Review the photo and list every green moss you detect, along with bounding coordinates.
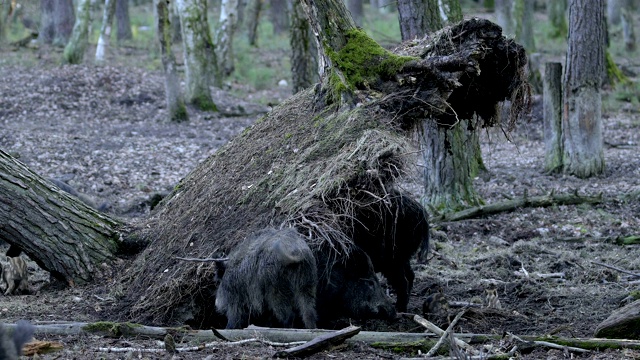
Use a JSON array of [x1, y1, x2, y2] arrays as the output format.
[[606, 51, 628, 86], [83, 322, 143, 337], [326, 29, 417, 89], [191, 94, 218, 112], [370, 340, 439, 355]]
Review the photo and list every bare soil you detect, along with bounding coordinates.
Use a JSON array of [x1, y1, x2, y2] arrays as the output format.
[[0, 46, 639, 359]]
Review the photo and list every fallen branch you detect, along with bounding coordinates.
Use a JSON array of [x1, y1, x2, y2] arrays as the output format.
[[273, 325, 360, 358], [426, 310, 466, 357], [412, 315, 475, 353], [432, 192, 603, 223], [592, 261, 640, 278], [175, 256, 228, 262]]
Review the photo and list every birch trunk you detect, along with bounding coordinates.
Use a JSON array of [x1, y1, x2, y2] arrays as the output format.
[[543, 62, 563, 173], [175, 0, 219, 111], [216, 0, 240, 77], [562, 0, 605, 178], [156, 0, 189, 122], [95, 0, 116, 64], [63, 0, 91, 64], [0, 150, 123, 286]]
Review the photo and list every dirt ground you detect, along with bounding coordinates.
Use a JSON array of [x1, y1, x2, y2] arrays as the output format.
[[1, 41, 640, 359]]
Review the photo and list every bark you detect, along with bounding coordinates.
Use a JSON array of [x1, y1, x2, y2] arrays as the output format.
[[547, 0, 567, 38], [563, 0, 605, 178], [595, 299, 640, 339], [39, 0, 75, 46], [95, 0, 116, 64], [215, 0, 240, 77], [170, 0, 181, 42], [63, 0, 91, 64], [289, 0, 318, 93], [0, 150, 124, 286], [246, 0, 262, 46], [543, 62, 563, 173], [156, 0, 189, 122], [347, 0, 363, 27], [269, 0, 288, 34], [115, 0, 133, 42], [397, 0, 442, 41], [176, 0, 219, 111]]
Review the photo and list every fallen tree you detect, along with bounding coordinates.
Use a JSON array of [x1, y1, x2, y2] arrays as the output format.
[[115, 0, 530, 326]]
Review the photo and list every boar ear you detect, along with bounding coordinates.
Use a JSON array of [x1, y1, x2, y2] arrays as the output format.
[[214, 259, 227, 276]]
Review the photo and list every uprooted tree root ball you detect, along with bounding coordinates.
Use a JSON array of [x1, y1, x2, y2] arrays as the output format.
[[116, 18, 530, 327]]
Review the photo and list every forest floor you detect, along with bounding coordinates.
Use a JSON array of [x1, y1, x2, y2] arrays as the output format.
[[1, 38, 640, 359]]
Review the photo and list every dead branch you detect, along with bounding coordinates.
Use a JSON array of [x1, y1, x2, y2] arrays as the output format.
[[432, 192, 603, 223], [412, 315, 475, 352], [426, 310, 466, 357], [591, 261, 640, 278], [273, 325, 360, 358], [175, 256, 228, 262]]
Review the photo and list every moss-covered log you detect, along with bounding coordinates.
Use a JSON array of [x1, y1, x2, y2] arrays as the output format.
[[0, 150, 124, 285], [116, 4, 529, 325]]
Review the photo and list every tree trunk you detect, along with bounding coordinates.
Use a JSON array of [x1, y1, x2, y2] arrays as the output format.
[[607, 0, 621, 25], [289, 0, 318, 93], [115, 0, 133, 42], [0, 150, 124, 286], [269, 0, 288, 34], [516, 0, 535, 52], [621, 1, 636, 52], [215, 0, 240, 77], [438, 0, 462, 24], [347, 0, 363, 27], [170, 0, 181, 42], [96, 0, 116, 64], [40, 0, 75, 46], [562, 0, 605, 178], [115, 0, 529, 324], [495, 0, 515, 36], [246, 0, 262, 46], [397, 0, 442, 41], [175, 0, 219, 111], [63, 0, 91, 64], [547, 0, 567, 38], [543, 62, 563, 173], [156, 0, 189, 122]]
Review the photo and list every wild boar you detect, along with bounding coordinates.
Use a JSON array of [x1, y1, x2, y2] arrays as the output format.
[[1, 256, 30, 296], [215, 228, 317, 329], [0, 320, 34, 359]]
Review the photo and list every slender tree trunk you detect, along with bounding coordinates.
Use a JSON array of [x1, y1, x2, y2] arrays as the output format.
[[0, 150, 124, 286], [438, 0, 462, 24], [116, 0, 133, 42], [621, 0, 636, 52], [269, 0, 288, 34], [547, 0, 567, 38], [562, 0, 605, 177], [39, 0, 56, 44], [156, 0, 189, 122], [63, 0, 91, 64], [397, 0, 442, 41], [216, 0, 240, 77], [495, 0, 515, 36], [289, 0, 318, 93], [246, 0, 262, 46], [607, 0, 621, 25], [516, 0, 535, 52], [170, 0, 181, 42], [543, 62, 563, 173], [347, 0, 363, 27], [176, 0, 219, 111], [96, 0, 116, 64]]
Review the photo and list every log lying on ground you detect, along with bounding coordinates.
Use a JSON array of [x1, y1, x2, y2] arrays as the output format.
[[0, 150, 124, 285], [119, 16, 530, 326], [595, 299, 640, 339]]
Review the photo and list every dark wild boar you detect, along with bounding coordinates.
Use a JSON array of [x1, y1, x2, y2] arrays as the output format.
[[316, 245, 396, 324], [215, 228, 317, 329], [1, 256, 30, 296], [352, 190, 430, 312]]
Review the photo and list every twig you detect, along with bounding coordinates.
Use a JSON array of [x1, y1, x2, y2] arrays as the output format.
[[412, 315, 475, 352], [591, 261, 640, 278], [175, 256, 228, 262], [273, 326, 360, 358], [426, 309, 466, 357]]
